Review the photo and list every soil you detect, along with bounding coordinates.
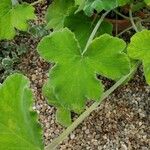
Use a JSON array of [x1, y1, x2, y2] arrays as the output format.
[[2, 2, 150, 150]]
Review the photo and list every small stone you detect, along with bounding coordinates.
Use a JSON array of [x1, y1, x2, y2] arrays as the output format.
[[70, 134, 75, 139], [139, 122, 142, 126], [85, 129, 90, 134], [31, 74, 36, 81], [121, 143, 128, 150]]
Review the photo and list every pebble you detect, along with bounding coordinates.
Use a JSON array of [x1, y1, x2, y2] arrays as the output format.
[[31, 74, 36, 81], [70, 134, 75, 140], [85, 129, 90, 134]]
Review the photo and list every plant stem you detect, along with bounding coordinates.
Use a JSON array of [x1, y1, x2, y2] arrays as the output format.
[[113, 10, 130, 20], [129, 4, 139, 32], [45, 62, 140, 150], [82, 11, 110, 55], [30, 0, 44, 6], [117, 26, 133, 37]]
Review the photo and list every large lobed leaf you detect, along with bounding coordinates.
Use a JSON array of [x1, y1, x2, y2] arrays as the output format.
[[128, 30, 150, 85], [0, 74, 44, 150], [38, 28, 130, 126], [0, 0, 36, 40]]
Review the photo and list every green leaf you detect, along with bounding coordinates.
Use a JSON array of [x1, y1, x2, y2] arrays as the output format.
[[43, 81, 72, 127], [28, 24, 49, 38], [145, 0, 150, 5], [17, 44, 28, 55], [45, 0, 74, 30], [38, 28, 130, 126], [0, 73, 44, 150], [2, 57, 13, 70], [128, 30, 150, 85], [75, 0, 85, 5], [0, 1, 36, 40], [84, 0, 130, 16], [64, 11, 113, 49], [84, 33, 130, 80], [38, 28, 104, 113], [42, 81, 61, 107], [56, 107, 72, 127]]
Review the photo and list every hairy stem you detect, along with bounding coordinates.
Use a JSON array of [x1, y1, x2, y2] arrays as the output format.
[[45, 62, 140, 150], [82, 11, 110, 55]]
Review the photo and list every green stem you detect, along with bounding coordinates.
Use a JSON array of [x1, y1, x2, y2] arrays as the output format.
[[44, 62, 140, 150], [30, 0, 44, 6], [82, 11, 110, 55], [129, 4, 139, 32]]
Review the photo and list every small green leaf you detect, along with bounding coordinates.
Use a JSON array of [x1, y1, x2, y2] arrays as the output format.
[[17, 44, 28, 55], [45, 0, 74, 30], [38, 28, 130, 126], [128, 30, 150, 85], [0, 73, 44, 150], [28, 24, 49, 38], [0, 1, 36, 40], [2, 57, 13, 69]]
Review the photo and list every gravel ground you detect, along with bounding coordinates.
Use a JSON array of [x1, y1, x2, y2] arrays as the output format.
[[14, 2, 150, 150], [17, 37, 150, 150]]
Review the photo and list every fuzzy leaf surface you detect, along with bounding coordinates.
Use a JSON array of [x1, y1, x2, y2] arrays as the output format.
[[0, 74, 44, 150], [0, 1, 36, 40], [38, 28, 130, 125], [128, 30, 150, 85]]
